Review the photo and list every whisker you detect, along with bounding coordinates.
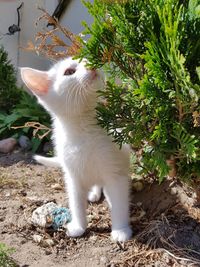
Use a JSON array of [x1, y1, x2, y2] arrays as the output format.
[[63, 72, 101, 117]]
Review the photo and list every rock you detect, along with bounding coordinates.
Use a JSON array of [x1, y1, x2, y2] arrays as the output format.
[[42, 238, 54, 247], [33, 234, 43, 243], [31, 202, 57, 228], [18, 135, 32, 150], [0, 138, 17, 153], [132, 181, 144, 192], [31, 202, 71, 229], [170, 187, 177, 195], [43, 142, 53, 153], [51, 183, 62, 190]]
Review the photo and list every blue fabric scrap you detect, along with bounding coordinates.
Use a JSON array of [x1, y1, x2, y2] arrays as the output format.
[[51, 207, 71, 230]]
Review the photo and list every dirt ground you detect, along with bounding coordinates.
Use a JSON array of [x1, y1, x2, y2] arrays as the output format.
[[1, 149, 200, 267]]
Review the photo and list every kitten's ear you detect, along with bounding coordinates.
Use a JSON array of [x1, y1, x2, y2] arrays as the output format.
[[20, 68, 51, 95]]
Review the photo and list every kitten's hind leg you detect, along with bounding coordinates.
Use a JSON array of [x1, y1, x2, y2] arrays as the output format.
[[103, 176, 132, 242], [88, 185, 102, 202]]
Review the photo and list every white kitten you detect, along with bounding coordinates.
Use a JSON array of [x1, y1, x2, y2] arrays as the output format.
[[20, 58, 132, 242]]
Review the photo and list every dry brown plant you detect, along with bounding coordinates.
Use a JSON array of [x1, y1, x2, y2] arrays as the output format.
[[12, 122, 51, 140], [24, 7, 82, 60]]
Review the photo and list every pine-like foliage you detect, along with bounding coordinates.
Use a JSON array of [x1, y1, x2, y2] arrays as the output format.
[[79, 0, 200, 182], [0, 46, 22, 113]]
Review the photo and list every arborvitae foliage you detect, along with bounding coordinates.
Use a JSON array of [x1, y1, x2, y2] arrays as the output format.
[[80, 0, 200, 182], [0, 46, 22, 113]]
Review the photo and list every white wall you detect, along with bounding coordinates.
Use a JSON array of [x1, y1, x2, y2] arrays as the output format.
[[0, 0, 93, 83], [60, 0, 93, 34], [0, 0, 53, 85], [0, 0, 21, 67]]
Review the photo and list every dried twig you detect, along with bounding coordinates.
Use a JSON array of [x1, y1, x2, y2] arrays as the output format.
[[12, 122, 51, 139], [23, 8, 82, 60]]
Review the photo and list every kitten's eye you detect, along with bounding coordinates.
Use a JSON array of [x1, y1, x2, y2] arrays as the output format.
[[64, 68, 76, 76]]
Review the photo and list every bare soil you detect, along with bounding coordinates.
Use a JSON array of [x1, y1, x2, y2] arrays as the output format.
[[1, 149, 200, 267]]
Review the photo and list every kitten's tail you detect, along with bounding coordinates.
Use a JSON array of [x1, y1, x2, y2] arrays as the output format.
[[34, 155, 61, 168]]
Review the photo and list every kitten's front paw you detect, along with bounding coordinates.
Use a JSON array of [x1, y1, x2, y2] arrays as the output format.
[[67, 222, 86, 238], [88, 186, 102, 202], [88, 191, 101, 202], [111, 226, 132, 242]]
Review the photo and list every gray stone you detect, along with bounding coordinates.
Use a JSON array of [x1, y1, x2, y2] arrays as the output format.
[[33, 234, 43, 244], [31, 202, 57, 228], [18, 135, 32, 150], [0, 138, 17, 153], [43, 142, 53, 153]]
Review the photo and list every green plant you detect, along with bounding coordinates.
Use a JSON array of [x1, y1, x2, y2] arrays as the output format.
[[79, 0, 200, 182], [0, 46, 51, 152], [0, 91, 51, 152], [0, 243, 18, 267], [0, 46, 22, 113]]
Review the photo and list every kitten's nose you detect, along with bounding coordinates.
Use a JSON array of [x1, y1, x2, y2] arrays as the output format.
[[89, 69, 97, 80], [90, 69, 96, 74]]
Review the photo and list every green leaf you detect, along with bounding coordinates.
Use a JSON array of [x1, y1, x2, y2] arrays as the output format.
[[31, 137, 42, 153]]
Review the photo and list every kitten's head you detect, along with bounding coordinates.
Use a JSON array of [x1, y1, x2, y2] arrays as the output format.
[[20, 57, 104, 118]]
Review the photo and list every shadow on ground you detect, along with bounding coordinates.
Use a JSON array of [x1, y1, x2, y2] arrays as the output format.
[[0, 150, 33, 167], [129, 180, 200, 266]]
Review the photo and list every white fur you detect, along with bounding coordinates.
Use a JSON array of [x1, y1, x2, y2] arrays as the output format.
[[34, 155, 60, 168], [21, 58, 132, 242], [34, 155, 102, 203], [88, 185, 102, 202]]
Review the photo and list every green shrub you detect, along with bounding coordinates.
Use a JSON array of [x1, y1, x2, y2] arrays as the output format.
[[0, 46, 22, 113], [0, 92, 51, 152], [0, 243, 18, 267], [80, 0, 200, 182], [0, 46, 51, 152]]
